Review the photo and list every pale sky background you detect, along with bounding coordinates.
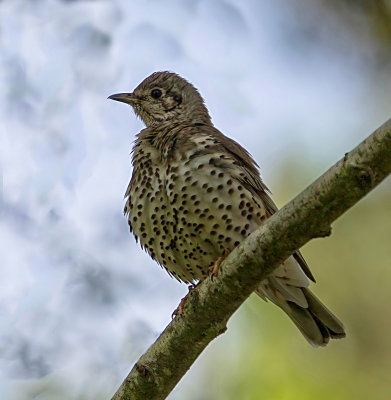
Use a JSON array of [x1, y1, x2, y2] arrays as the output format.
[[1, 1, 390, 399]]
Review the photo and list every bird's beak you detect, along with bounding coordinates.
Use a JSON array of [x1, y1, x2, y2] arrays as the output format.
[[108, 92, 138, 105]]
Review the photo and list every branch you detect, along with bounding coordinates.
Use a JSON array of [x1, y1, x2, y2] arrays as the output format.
[[112, 119, 391, 400]]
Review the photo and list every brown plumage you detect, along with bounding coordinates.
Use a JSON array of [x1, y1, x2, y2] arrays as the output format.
[[109, 71, 346, 346]]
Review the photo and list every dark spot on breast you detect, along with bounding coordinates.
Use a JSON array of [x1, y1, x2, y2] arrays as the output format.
[[195, 224, 205, 231]]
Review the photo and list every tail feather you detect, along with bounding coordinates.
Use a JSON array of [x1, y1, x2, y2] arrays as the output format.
[[285, 301, 330, 346], [301, 288, 346, 339], [268, 276, 308, 308], [256, 282, 346, 347], [256, 256, 345, 346]]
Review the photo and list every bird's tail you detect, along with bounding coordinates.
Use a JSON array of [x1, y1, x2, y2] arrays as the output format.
[[256, 261, 346, 346]]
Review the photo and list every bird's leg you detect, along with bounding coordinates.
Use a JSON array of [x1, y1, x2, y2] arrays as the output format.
[[171, 282, 200, 318], [173, 249, 231, 319], [209, 249, 230, 280]]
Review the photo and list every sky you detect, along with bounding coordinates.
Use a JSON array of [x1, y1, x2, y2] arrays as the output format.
[[1, 1, 390, 399]]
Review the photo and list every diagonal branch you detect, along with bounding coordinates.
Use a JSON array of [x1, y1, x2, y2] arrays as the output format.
[[112, 119, 391, 400]]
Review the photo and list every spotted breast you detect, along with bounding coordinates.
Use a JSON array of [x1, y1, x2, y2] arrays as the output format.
[[125, 123, 269, 283]]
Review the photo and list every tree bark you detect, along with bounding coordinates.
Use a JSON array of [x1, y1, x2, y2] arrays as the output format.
[[111, 119, 391, 400]]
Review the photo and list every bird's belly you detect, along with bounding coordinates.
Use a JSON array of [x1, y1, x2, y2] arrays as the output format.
[[127, 156, 266, 283], [161, 162, 265, 282], [126, 170, 188, 281]]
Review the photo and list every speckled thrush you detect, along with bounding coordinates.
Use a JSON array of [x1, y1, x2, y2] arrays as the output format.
[[109, 71, 346, 346]]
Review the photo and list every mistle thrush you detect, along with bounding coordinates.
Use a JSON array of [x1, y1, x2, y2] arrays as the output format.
[[109, 71, 346, 346]]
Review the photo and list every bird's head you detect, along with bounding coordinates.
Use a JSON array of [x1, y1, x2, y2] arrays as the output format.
[[108, 71, 212, 128]]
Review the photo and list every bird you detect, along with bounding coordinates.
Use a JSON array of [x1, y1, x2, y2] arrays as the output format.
[[108, 71, 346, 347]]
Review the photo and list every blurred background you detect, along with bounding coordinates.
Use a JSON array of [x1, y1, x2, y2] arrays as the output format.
[[1, 0, 391, 399]]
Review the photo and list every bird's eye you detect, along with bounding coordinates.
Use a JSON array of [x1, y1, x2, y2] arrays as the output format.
[[151, 89, 162, 99]]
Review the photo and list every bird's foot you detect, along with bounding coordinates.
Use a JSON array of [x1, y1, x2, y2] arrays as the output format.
[[209, 249, 230, 280], [171, 283, 198, 318]]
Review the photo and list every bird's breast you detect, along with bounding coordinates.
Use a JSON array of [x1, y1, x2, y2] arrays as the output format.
[[126, 135, 267, 283]]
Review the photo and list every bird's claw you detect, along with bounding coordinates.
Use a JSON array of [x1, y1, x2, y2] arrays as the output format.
[[209, 249, 230, 280], [171, 284, 197, 318]]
